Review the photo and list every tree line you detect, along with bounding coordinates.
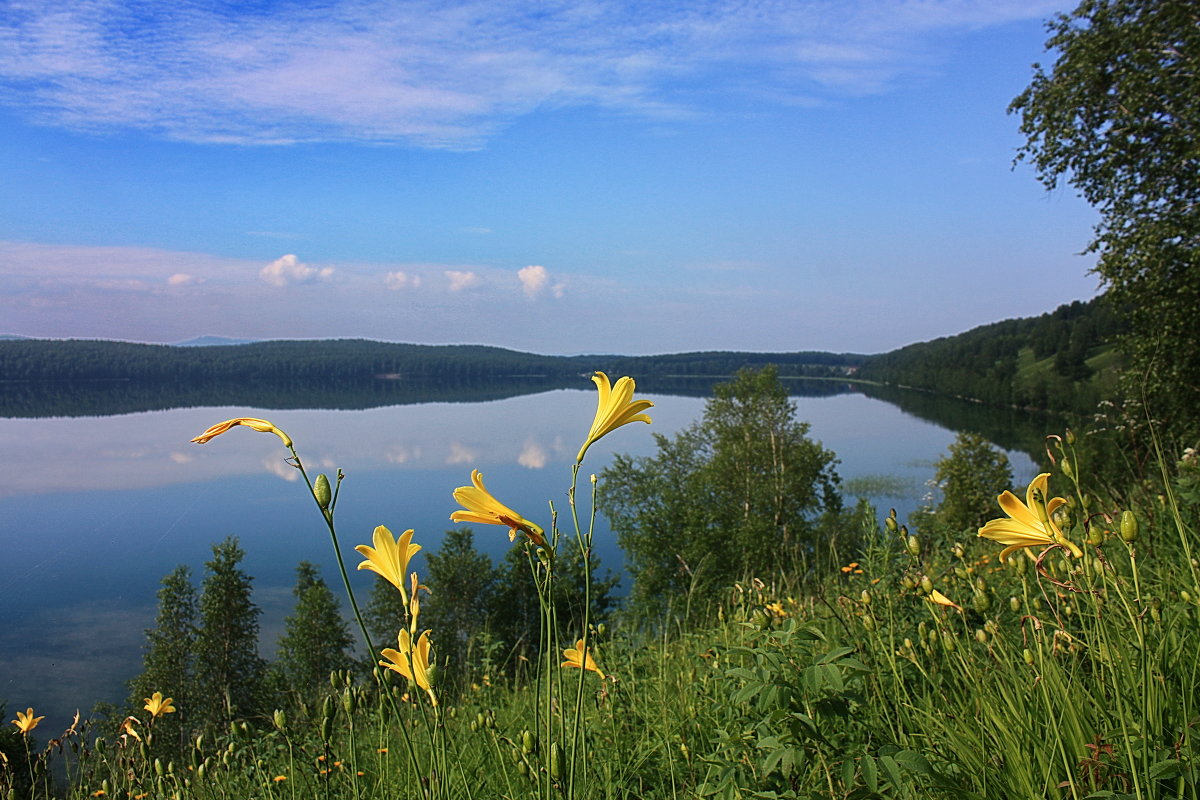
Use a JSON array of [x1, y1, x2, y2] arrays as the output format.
[[0, 338, 863, 384], [856, 296, 1123, 414]]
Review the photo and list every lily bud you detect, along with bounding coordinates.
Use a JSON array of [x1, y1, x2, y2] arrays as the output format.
[[906, 535, 921, 557], [314, 474, 332, 509], [1120, 510, 1139, 543]]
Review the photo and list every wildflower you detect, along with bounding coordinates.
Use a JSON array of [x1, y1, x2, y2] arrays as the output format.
[[12, 708, 43, 734], [561, 638, 605, 679], [143, 691, 176, 718], [576, 372, 653, 463], [190, 417, 293, 448], [840, 561, 864, 574], [376, 748, 388, 754], [451, 470, 546, 548], [355, 526, 421, 601], [380, 630, 437, 704], [119, 717, 142, 742], [928, 590, 962, 611], [978, 473, 1083, 561], [272, 776, 287, 783], [764, 601, 788, 619]]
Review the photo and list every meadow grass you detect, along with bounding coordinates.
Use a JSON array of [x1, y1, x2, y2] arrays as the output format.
[[4, 397, 1198, 799]]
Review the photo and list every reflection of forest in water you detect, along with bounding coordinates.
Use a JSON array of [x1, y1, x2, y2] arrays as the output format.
[[0, 375, 858, 418], [2, 375, 1062, 466]]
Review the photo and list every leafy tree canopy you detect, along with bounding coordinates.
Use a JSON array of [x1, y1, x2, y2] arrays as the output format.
[[1010, 0, 1200, 442]]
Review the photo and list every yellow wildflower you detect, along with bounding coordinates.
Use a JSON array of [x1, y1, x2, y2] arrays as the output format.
[[450, 470, 546, 547], [143, 691, 176, 718], [840, 561, 864, 574], [190, 417, 293, 448], [355, 526, 421, 600], [380, 629, 437, 705], [576, 372, 653, 463], [978, 473, 1083, 561], [272, 776, 287, 783], [765, 601, 788, 619], [12, 708, 43, 735], [928, 590, 962, 611], [561, 638, 605, 679]]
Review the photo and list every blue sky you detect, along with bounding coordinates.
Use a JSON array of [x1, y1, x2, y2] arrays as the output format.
[[0, 0, 1100, 355]]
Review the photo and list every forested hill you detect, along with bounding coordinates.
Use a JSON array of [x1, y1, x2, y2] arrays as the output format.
[[0, 338, 863, 384], [857, 296, 1122, 413]]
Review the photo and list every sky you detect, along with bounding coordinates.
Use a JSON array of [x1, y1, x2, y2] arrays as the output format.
[[0, 0, 1102, 356]]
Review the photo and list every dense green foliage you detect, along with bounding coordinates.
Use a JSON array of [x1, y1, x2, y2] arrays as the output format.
[[602, 367, 850, 616], [193, 538, 266, 730], [857, 296, 1121, 412], [126, 566, 198, 754], [273, 563, 355, 702], [1010, 0, 1200, 443]]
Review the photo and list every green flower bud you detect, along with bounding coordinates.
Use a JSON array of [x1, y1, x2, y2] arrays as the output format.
[[1085, 526, 1103, 546], [1061, 458, 1074, 479], [1023, 649, 1035, 666], [885, 512, 898, 534], [314, 473, 332, 509], [342, 688, 356, 716], [860, 589, 872, 606], [942, 631, 956, 652], [972, 591, 991, 613], [273, 709, 286, 731], [861, 613, 875, 631], [155, 758, 165, 777], [975, 629, 988, 645], [1120, 510, 1139, 543], [920, 575, 933, 595], [550, 742, 563, 780], [906, 535, 921, 557], [1009, 596, 1021, 613], [1181, 590, 1193, 604], [521, 730, 534, 754]]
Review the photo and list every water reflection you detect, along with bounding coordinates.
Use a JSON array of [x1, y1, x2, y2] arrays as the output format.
[[0, 387, 1039, 730]]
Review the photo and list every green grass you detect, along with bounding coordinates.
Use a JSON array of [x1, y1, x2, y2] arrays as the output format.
[[7, 427, 1198, 800]]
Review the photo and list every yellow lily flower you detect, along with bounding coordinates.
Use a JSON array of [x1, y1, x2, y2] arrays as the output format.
[[143, 692, 176, 718], [190, 417, 293, 448], [355, 526, 422, 601], [561, 638, 605, 679], [380, 629, 437, 705], [576, 372, 653, 463], [450, 470, 546, 547], [12, 707, 44, 735], [978, 473, 1083, 561], [928, 590, 962, 611]]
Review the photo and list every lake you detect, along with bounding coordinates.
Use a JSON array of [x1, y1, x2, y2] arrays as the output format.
[[0, 381, 1044, 729]]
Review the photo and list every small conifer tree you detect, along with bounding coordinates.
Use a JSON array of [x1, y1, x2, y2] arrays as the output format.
[[128, 565, 197, 754], [194, 537, 264, 729], [274, 562, 354, 700]]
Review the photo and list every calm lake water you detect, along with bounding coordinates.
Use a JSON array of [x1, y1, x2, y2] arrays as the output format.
[[0, 385, 1039, 729]]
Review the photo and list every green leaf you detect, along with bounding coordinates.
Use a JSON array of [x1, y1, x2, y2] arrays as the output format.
[[860, 753, 878, 793]]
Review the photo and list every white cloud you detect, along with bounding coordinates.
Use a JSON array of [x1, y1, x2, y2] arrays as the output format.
[[446, 442, 477, 464], [263, 456, 299, 482], [445, 270, 479, 292], [517, 438, 548, 469], [260, 254, 334, 287], [0, 1, 1063, 148], [167, 272, 201, 286], [384, 270, 422, 290], [518, 264, 548, 298]]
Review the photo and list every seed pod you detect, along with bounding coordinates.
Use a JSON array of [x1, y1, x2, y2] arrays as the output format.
[[314, 474, 332, 509], [1120, 510, 1139, 543], [273, 710, 287, 732], [919, 575, 933, 595], [972, 591, 991, 613], [550, 743, 563, 780], [885, 513, 898, 534], [975, 629, 988, 645], [342, 688, 356, 716], [941, 631, 956, 652], [860, 589, 871, 606], [1061, 458, 1074, 479], [1181, 590, 1193, 604], [906, 535, 921, 557], [521, 730, 534, 754], [861, 613, 875, 631], [1023, 649, 1035, 666], [1085, 526, 1104, 546], [1065, 428, 1076, 445], [155, 758, 164, 777]]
